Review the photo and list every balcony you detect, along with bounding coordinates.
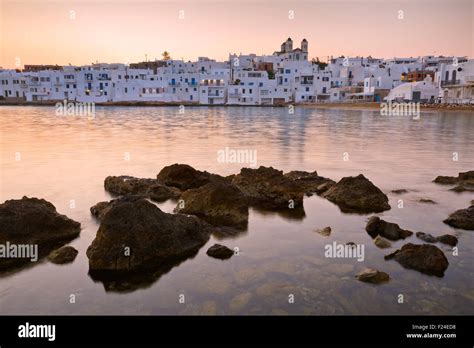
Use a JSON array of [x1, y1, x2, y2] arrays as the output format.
[[228, 92, 241, 98], [441, 80, 461, 87]]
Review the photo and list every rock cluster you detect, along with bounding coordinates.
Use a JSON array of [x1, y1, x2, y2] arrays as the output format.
[[365, 216, 413, 241], [0, 197, 81, 272]]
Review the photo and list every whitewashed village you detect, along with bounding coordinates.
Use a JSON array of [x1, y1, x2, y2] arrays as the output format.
[[1, 38, 473, 105]]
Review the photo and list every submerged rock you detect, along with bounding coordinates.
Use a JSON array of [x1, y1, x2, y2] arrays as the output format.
[[384, 243, 449, 277], [419, 198, 437, 204], [415, 232, 458, 247], [450, 183, 474, 193], [374, 235, 392, 248], [174, 182, 248, 230], [314, 226, 332, 236], [365, 216, 413, 241], [433, 171, 474, 185], [443, 204, 474, 230], [86, 197, 211, 274], [104, 175, 180, 202], [416, 232, 438, 243], [206, 244, 234, 260], [284, 170, 335, 195], [0, 197, 81, 272], [434, 171, 474, 192], [356, 268, 390, 284], [322, 174, 390, 213], [230, 166, 304, 210], [391, 189, 409, 194], [229, 292, 253, 312], [157, 163, 225, 190], [47, 245, 78, 264], [436, 234, 458, 247]]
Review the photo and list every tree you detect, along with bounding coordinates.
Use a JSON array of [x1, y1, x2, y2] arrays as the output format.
[[267, 70, 275, 79], [311, 57, 328, 70], [162, 51, 171, 61]]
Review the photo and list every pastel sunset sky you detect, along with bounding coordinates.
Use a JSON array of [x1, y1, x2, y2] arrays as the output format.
[[1, 0, 473, 68]]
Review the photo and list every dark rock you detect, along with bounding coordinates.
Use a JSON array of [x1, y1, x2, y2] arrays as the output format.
[[284, 170, 335, 195], [436, 234, 458, 247], [206, 244, 234, 260], [416, 232, 437, 243], [433, 171, 474, 185], [86, 197, 211, 274], [0, 197, 81, 272], [230, 166, 304, 210], [384, 243, 449, 277], [104, 175, 180, 202], [391, 189, 409, 194], [356, 268, 390, 284], [365, 216, 413, 241], [47, 245, 78, 264], [419, 198, 437, 204], [322, 174, 390, 213], [434, 171, 474, 192], [443, 204, 474, 230], [90, 195, 144, 221], [157, 164, 225, 190], [174, 182, 249, 230]]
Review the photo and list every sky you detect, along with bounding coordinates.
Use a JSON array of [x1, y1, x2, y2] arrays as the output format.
[[1, 0, 473, 68]]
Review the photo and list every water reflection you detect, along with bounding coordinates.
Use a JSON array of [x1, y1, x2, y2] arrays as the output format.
[[88, 250, 201, 293], [0, 106, 473, 315]]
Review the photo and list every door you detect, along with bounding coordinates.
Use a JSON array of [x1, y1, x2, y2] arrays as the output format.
[[412, 91, 421, 102]]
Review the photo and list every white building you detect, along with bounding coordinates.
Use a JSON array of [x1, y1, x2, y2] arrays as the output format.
[[437, 59, 474, 104], [385, 76, 438, 102], [1, 39, 470, 106]]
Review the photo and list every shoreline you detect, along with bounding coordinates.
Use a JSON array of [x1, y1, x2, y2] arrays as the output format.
[[0, 100, 473, 112]]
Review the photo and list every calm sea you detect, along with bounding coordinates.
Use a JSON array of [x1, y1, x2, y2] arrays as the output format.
[[0, 105, 473, 314]]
